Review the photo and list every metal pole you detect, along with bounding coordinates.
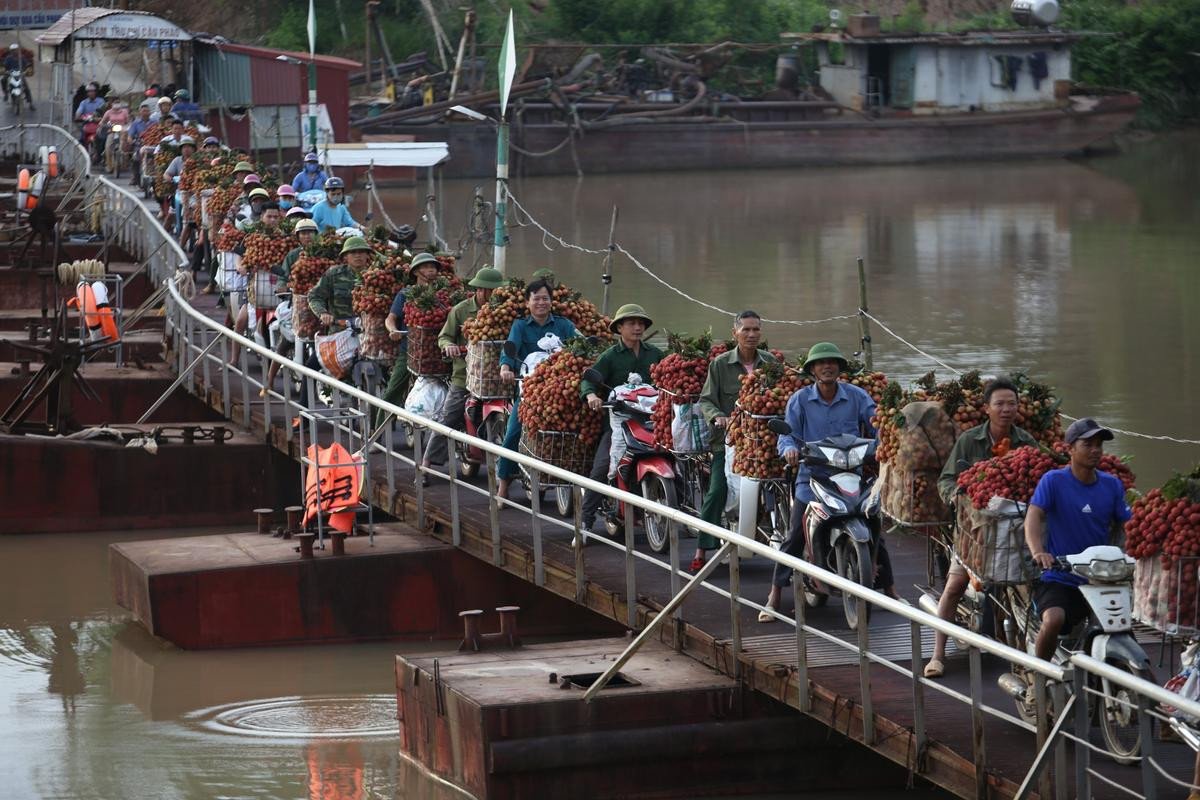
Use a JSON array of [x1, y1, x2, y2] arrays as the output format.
[[601, 205, 618, 317], [493, 120, 508, 274], [857, 256, 873, 371], [582, 541, 735, 703], [307, 59, 318, 153]]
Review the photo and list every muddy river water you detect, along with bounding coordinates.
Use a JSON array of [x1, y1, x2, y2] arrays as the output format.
[[3, 135, 1197, 798]]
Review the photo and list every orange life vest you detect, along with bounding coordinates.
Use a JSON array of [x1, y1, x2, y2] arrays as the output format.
[[302, 442, 361, 533], [68, 280, 119, 342]]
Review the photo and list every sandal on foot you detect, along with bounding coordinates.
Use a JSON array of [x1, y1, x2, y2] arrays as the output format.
[[689, 556, 706, 573], [923, 659, 944, 678], [757, 606, 777, 623]]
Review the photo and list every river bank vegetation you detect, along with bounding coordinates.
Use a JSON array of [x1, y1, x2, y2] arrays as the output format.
[[239, 0, 1200, 127]]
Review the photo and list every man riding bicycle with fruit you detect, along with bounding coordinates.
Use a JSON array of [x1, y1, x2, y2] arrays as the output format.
[[760, 342, 900, 622], [924, 376, 1040, 678], [418, 266, 507, 480], [690, 311, 776, 572], [1024, 417, 1131, 662]]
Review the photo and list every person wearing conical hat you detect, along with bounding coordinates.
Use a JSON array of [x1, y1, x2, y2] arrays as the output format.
[[577, 303, 664, 532], [417, 266, 507, 478], [760, 341, 900, 623]]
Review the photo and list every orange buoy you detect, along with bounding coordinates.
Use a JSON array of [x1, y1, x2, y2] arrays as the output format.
[[25, 170, 46, 210], [16, 168, 29, 209], [46, 148, 59, 178]]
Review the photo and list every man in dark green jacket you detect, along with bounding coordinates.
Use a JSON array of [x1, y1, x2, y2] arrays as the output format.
[[579, 303, 664, 530], [925, 376, 1040, 679], [691, 311, 777, 571]]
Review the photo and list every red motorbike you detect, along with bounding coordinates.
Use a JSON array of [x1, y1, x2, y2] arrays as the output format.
[[80, 114, 101, 158], [583, 368, 679, 553], [447, 344, 512, 479]]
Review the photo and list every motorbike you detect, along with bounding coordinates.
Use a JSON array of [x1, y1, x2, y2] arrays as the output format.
[[766, 418, 881, 630], [450, 344, 512, 479], [8, 69, 24, 114], [104, 123, 127, 178], [582, 367, 679, 553], [80, 114, 101, 163], [995, 546, 1154, 763]]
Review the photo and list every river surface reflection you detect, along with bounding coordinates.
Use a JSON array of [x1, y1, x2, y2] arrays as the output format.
[[376, 132, 1200, 487]]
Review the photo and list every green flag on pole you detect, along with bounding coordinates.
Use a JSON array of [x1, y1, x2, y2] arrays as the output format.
[[498, 10, 516, 118]]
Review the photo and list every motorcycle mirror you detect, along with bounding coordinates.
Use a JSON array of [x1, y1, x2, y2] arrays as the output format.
[[582, 367, 604, 386], [766, 418, 792, 436], [502, 340, 517, 358], [585, 335, 600, 346]]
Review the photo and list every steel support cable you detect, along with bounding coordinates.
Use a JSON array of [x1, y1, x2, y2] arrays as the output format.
[[860, 310, 1200, 445]]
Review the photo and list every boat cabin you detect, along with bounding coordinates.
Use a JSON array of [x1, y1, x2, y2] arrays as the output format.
[[784, 24, 1079, 114]]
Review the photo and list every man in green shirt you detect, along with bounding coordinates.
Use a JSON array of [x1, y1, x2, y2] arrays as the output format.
[[420, 267, 505, 474], [579, 303, 664, 530], [925, 376, 1039, 678], [691, 311, 777, 571], [308, 236, 375, 325], [274, 218, 317, 285]]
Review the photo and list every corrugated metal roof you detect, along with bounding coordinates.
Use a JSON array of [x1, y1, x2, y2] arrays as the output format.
[[195, 37, 361, 71], [781, 30, 1084, 46], [195, 47, 252, 108], [36, 9, 191, 46]]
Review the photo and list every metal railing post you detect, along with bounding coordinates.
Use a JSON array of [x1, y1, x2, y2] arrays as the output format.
[[530, 472, 544, 587], [859, 612, 873, 745], [969, 646, 987, 799], [486, 451, 501, 565], [240, 344, 251, 427], [1034, 673, 1050, 800], [447, 442, 461, 546], [728, 547, 741, 679], [572, 485, 585, 603], [384, 418, 396, 503], [222, 340, 232, 420], [1073, 669, 1090, 798], [1053, 681, 1068, 800], [413, 427, 425, 530], [1138, 693, 1157, 800], [261, 353, 271, 435], [624, 500, 636, 628], [794, 572, 809, 712], [910, 619, 926, 753]]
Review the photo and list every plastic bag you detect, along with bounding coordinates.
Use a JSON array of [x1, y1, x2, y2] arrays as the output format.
[[606, 380, 659, 478], [405, 376, 448, 420], [314, 327, 359, 380], [1163, 642, 1200, 724], [671, 402, 709, 453], [521, 333, 563, 376], [724, 442, 741, 516]]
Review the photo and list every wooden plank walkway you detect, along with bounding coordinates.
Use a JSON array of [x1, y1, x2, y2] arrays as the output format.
[[166, 286, 1193, 799]]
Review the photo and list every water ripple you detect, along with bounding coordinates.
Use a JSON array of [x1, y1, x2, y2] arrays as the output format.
[[184, 694, 399, 740]]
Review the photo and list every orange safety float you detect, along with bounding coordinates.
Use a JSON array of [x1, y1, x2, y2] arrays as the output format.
[[16, 168, 29, 209], [68, 280, 120, 342], [45, 147, 59, 178], [302, 442, 361, 533], [23, 170, 46, 210]]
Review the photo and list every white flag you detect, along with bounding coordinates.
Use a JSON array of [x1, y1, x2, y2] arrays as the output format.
[[307, 0, 317, 56], [498, 10, 516, 117]]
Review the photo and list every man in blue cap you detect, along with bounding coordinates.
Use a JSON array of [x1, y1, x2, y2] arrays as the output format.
[[1024, 417, 1130, 661]]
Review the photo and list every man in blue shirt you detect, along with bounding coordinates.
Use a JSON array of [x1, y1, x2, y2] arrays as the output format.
[[74, 83, 105, 145], [761, 342, 897, 621], [169, 88, 202, 124], [292, 151, 328, 193], [495, 279, 578, 499], [1025, 417, 1131, 661], [310, 177, 361, 232]]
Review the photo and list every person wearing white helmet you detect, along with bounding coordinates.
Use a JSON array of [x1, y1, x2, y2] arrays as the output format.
[[98, 96, 131, 171], [261, 216, 321, 398], [310, 176, 359, 232], [148, 94, 173, 124], [3, 44, 33, 108]]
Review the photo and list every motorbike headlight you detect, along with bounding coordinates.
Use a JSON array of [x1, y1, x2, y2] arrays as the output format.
[[113, 124, 123, 132], [846, 443, 869, 469], [1087, 559, 1134, 582], [812, 482, 847, 514]]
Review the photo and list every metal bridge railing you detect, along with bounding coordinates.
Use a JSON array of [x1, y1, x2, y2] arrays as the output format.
[[11, 122, 1199, 800]]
